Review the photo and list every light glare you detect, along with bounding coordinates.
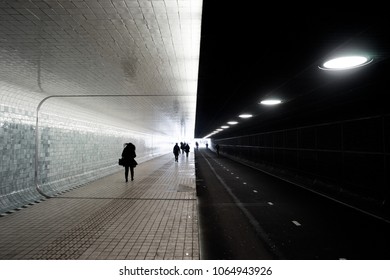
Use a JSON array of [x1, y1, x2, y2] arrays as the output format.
[[227, 121, 238, 125]]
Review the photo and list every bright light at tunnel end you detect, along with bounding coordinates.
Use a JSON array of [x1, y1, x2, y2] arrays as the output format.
[[319, 55, 373, 71]]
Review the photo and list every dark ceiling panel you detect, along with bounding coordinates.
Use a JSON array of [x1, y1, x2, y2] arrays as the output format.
[[195, 4, 390, 138]]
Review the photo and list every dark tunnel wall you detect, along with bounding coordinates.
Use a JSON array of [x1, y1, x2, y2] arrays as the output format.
[[212, 114, 390, 219]]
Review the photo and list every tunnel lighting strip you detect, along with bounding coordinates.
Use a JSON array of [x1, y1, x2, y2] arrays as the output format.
[[34, 94, 192, 198]]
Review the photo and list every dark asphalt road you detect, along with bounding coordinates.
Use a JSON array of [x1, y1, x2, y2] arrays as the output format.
[[195, 148, 390, 260]]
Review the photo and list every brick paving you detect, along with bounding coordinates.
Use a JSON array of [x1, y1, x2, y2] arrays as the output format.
[[0, 153, 199, 260]]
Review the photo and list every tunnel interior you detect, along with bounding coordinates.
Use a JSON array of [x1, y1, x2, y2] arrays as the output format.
[[0, 0, 201, 213], [196, 4, 390, 219], [1, 1, 390, 221]]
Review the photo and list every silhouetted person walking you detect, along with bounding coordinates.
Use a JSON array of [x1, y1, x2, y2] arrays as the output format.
[[122, 142, 137, 182], [215, 144, 220, 157], [184, 143, 190, 157], [173, 143, 180, 162], [180, 142, 186, 154]]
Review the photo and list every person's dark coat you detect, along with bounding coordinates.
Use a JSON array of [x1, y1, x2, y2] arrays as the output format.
[[122, 143, 137, 167], [173, 144, 180, 155], [184, 144, 190, 157]]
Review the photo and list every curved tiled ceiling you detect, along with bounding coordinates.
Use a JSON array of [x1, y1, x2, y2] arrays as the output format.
[[0, 0, 202, 139]]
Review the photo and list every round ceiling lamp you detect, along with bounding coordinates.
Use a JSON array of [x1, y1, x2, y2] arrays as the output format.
[[239, 114, 253, 119], [260, 99, 282, 105], [319, 55, 373, 71]]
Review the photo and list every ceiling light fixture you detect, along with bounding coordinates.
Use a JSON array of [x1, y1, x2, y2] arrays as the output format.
[[227, 121, 238, 125], [260, 99, 282, 105], [221, 126, 229, 129], [239, 114, 253, 119], [319, 55, 373, 71]]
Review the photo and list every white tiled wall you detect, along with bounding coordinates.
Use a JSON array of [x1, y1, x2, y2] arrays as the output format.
[[0, 0, 202, 213], [0, 92, 172, 214]]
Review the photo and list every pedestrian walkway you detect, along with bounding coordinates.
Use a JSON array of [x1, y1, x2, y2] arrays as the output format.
[[0, 153, 199, 260]]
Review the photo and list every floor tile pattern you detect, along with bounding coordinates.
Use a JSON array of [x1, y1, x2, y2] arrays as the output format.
[[0, 153, 198, 260]]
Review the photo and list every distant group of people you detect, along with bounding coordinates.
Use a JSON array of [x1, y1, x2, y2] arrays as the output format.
[[120, 141, 220, 182], [173, 142, 190, 162], [120, 141, 193, 182]]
